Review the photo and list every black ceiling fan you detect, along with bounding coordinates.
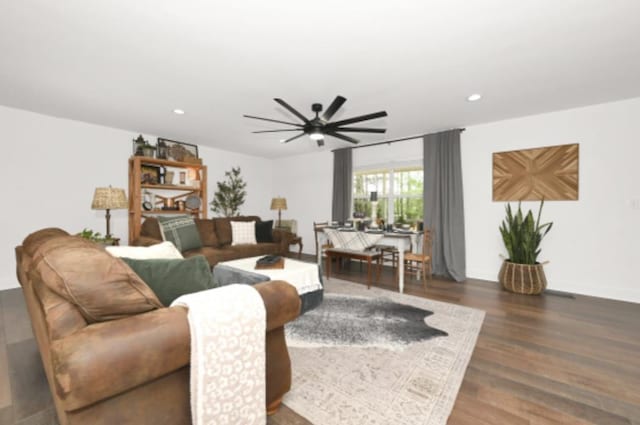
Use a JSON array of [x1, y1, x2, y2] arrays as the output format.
[[244, 96, 387, 147]]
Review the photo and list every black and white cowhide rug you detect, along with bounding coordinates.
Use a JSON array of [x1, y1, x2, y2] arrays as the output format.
[[285, 293, 448, 350]]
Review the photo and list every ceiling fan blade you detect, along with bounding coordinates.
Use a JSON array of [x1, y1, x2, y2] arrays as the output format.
[[327, 132, 360, 145], [333, 127, 386, 133], [243, 114, 303, 127], [321, 95, 347, 121], [282, 132, 306, 144], [328, 111, 388, 128], [252, 129, 302, 133], [274, 98, 310, 124]]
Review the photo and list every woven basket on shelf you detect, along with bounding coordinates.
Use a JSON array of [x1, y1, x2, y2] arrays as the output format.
[[498, 260, 547, 295]]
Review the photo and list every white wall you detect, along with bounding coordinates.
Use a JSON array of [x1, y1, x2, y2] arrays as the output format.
[[200, 146, 274, 219], [271, 150, 334, 257], [462, 97, 640, 303], [1, 105, 273, 290], [353, 138, 422, 170]]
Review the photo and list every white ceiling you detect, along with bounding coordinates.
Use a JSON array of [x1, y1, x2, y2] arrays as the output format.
[[1, 0, 639, 158]]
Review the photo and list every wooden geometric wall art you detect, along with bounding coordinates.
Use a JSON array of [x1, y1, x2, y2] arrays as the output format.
[[492, 143, 579, 201]]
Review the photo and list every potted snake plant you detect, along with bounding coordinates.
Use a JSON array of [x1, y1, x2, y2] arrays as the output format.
[[498, 200, 553, 294]]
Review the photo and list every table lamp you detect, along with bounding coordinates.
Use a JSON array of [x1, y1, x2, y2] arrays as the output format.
[[270, 197, 287, 228], [91, 186, 128, 238]]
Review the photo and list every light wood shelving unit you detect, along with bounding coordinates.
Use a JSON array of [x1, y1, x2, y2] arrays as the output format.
[[128, 156, 207, 242]]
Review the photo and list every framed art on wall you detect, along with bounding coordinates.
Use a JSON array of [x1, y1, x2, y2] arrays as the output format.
[[157, 138, 199, 163], [141, 165, 161, 185], [492, 143, 579, 201]]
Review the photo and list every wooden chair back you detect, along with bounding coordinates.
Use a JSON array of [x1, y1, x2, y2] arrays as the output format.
[[313, 221, 330, 257], [421, 228, 433, 259]]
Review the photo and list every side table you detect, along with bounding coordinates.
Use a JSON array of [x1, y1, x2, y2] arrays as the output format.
[[290, 236, 303, 259]]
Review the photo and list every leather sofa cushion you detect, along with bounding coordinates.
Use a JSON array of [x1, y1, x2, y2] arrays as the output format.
[[213, 216, 261, 246], [33, 279, 89, 340], [31, 235, 163, 323], [194, 218, 219, 247], [183, 243, 280, 266], [22, 228, 70, 257], [227, 243, 280, 257], [183, 247, 239, 265], [140, 217, 163, 240]]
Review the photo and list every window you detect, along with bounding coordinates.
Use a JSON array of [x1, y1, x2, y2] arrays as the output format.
[[353, 166, 423, 225]]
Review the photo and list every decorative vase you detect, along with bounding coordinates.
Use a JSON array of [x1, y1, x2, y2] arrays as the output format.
[[498, 260, 547, 295]]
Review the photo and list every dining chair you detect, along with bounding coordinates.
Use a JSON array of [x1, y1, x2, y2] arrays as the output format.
[[313, 221, 331, 258], [398, 228, 433, 289], [377, 244, 398, 269]]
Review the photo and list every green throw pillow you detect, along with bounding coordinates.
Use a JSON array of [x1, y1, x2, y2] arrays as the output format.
[[121, 255, 216, 306], [157, 215, 203, 252]]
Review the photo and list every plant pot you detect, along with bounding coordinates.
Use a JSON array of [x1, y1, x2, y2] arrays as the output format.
[[498, 260, 547, 295]]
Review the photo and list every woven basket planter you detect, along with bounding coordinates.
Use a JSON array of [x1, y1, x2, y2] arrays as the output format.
[[498, 260, 547, 295]]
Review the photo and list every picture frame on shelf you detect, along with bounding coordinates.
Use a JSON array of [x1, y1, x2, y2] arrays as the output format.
[[141, 165, 161, 185], [157, 138, 200, 163]]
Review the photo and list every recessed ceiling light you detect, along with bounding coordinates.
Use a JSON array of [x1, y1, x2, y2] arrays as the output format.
[[173, 109, 185, 115], [466, 94, 482, 102]]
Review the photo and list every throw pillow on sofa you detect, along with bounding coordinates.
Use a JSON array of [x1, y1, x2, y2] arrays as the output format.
[[231, 221, 257, 245], [255, 220, 274, 243], [106, 241, 184, 259], [121, 255, 216, 306], [157, 215, 203, 252]]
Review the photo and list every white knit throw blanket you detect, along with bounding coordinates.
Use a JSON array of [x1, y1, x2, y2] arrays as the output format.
[[172, 284, 266, 425]]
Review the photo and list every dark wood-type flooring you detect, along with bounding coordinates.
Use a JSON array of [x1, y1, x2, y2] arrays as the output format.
[[1, 253, 638, 424]]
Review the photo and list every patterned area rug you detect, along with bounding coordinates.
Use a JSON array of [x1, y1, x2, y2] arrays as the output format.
[[283, 278, 485, 425]]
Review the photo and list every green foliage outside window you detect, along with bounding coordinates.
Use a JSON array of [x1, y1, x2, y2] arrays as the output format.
[[353, 166, 423, 225]]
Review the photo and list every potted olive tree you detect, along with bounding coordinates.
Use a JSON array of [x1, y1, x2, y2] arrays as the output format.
[[210, 167, 247, 217], [498, 200, 553, 295]]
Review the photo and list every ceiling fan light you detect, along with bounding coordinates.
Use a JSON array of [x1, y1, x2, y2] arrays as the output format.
[[466, 93, 482, 102], [309, 130, 324, 140]]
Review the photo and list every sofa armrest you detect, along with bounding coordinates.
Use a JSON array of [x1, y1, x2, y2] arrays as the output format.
[[50, 307, 190, 411], [272, 228, 296, 252], [50, 281, 300, 412], [131, 236, 163, 247], [254, 280, 301, 331]]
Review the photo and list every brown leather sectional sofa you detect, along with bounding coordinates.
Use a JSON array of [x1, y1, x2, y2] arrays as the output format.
[[15, 227, 301, 425], [135, 215, 295, 266]]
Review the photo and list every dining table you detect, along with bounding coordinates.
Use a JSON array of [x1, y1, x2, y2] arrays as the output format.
[[317, 227, 421, 293]]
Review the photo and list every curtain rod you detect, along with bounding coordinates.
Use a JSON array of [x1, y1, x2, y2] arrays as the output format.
[[330, 128, 466, 152]]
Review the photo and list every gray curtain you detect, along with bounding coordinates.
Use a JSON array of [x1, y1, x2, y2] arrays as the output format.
[[423, 129, 466, 281], [332, 148, 353, 222]]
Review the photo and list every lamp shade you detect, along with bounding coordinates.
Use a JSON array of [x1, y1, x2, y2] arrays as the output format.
[[270, 197, 287, 210], [91, 187, 128, 210], [370, 191, 378, 202]]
